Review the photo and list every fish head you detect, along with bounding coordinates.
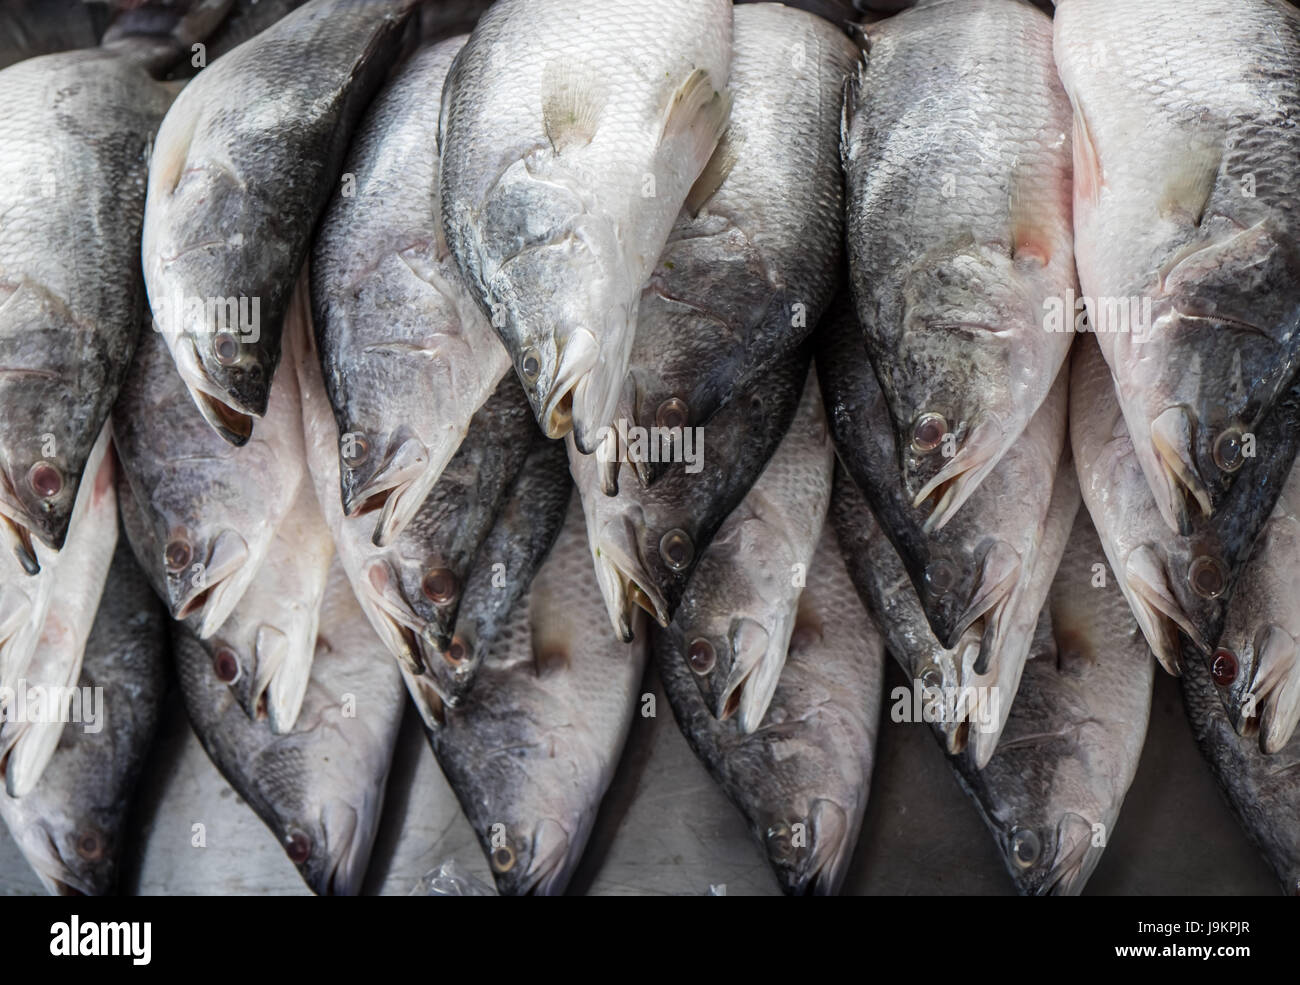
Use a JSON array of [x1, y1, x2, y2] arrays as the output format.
[[587, 502, 694, 640], [1002, 811, 1101, 897], [1163, 533, 1232, 664], [758, 798, 854, 897], [164, 323, 273, 447], [881, 244, 1041, 528], [1209, 616, 1300, 755], [337, 423, 429, 526], [355, 557, 441, 679], [482, 815, 579, 897], [0, 425, 81, 560], [12, 807, 119, 896], [914, 537, 1021, 660]]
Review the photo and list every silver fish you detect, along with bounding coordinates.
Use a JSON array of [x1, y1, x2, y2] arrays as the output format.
[[1054, 0, 1300, 533], [174, 557, 404, 896], [425, 493, 647, 895], [841, 0, 1075, 530], [112, 321, 306, 638], [0, 535, 166, 896], [615, 3, 854, 487], [658, 524, 884, 895], [950, 509, 1155, 896], [142, 0, 418, 443], [438, 0, 733, 451], [312, 34, 510, 547], [666, 368, 833, 733]]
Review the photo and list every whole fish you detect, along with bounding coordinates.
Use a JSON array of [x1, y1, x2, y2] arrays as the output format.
[[950, 509, 1155, 896], [1203, 452, 1300, 754], [112, 322, 306, 638], [1054, 0, 1300, 535], [1183, 639, 1300, 896], [658, 525, 884, 895], [425, 493, 647, 895], [614, 3, 854, 487], [0, 35, 174, 563], [841, 0, 1075, 530], [818, 290, 1068, 666], [667, 369, 833, 732], [0, 443, 118, 797], [190, 479, 334, 734], [438, 0, 733, 452], [0, 536, 166, 896], [142, 0, 418, 444], [174, 558, 404, 896], [440, 434, 570, 707], [570, 352, 809, 641], [312, 35, 510, 547]]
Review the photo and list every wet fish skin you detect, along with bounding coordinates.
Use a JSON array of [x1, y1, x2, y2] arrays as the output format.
[[439, 0, 733, 451], [1054, 0, 1300, 533], [0, 44, 173, 557], [619, 4, 854, 487], [174, 559, 404, 896], [841, 0, 1075, 529], [442, 433, 570, 707], [673, 368, 833, 732], [658, 525, 883, 895], [0, 442, 118, 798], [425, 494, 647, 895], [570, 349, 810, 641], [1182, 635, 1300, 896], [142, 0, 419, 442], [951, 509, 1155, 896], [112, 322, 306, 638], [312, 34, 510, 547], [0, 535, 166, 896]]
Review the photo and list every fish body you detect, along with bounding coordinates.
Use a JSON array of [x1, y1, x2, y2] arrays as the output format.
[[438, 0, 734, 450], [841, 0, 1075, 529], [658, 525, 884, 895]]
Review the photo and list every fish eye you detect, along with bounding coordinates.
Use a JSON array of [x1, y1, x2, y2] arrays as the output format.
[[687, 638, 715, 675], [766, 822, 794, 861], [491, 843, 516, 873], [1009, 827, 1041, 868], [421, 567, 458, 604], [520, 349, 541, 383], [656, 397, 689, 431], [919, 663, 943, 690], [912, 412, 947, 453], [1210, 648, 1238, 687], [27, 461, 62, 499], [1188, 556, 1226, 599], [212, 645, 240, 683], [924, 558, 957, 595], [164, 538, 192, 572], [444, 636, 468, 667], [285, 831, 312, 864], [213, 332, 240, 366], [342, 433, 370, 468], [659, 528, 694, 571], [1212, 428, 1245, 473], [75, 829, 104, 861]]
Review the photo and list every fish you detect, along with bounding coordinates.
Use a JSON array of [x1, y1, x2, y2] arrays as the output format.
[[613, 3, 854, 488], [141, 0, 419, 444], [0, 441, 118, 797], [112, 321, 306, 638], [188, 479, 334, 735], [0, 535, 167, 896], [665, 368, 833, 732], [951, 508, 1154, 895], [657, 524, 884, 895], [818, 290, 1069, 664], [312, 34, 510, 547], [438, 0, 733, 452], [178, 0, 312, 69], [174, 557, 405, 896], [570, 350, 810, 641], [735, 0, 859, 24], [425, 493, 648, 895], [0, 34, 176, 563], [1054, 0, 1300, 533], [440, 434, 571, 707], [841, 0, 1075, 530], [1182, 635, 1300, 896], [1200, 451, 1300, 754]]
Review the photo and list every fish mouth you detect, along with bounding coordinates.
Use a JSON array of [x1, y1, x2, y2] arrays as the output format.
[[912, 420, 1001, 533], [782, 799, 853, 897], [540, 330, 599, 442], [1039, 813, 1101, 897], [1124, 544, 1201, 674], [697, 617, 770, 724], [168, 530, 251, 637], [590, 518, 671, 641], [497, 818, 573, 897], [1243, 625, 1300, 755], [313, 801, 367, 896], [173, 340, 258, 446], [569, 327, 630, 457], [26, 827, 102, 897], [1150, 406, 1212, 533], [0, 464, 61, 560], [928, 541, 1020, 668], [356, 563, 432, 676], [340, 435, 436, 549], [0, 513, 40, 575], [254, 623, 314, 736]]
